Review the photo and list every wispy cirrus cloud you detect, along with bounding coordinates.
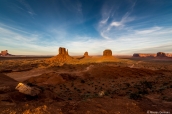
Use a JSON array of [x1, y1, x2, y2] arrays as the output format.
[[135, 26, 162, 34], [97, 0, 136, 40], [65, 26, 172, 55], [1, 21, 172, 55], [18, 0, 36, 17]]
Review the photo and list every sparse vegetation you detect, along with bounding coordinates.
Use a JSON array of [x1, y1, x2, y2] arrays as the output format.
[[1, 57, 172, 113]]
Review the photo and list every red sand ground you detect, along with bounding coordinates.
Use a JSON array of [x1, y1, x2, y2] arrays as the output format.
[[0, 57, 172, 114]]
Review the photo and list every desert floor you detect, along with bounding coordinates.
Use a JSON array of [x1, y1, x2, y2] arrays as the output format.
[[0, 56, 172, 114]]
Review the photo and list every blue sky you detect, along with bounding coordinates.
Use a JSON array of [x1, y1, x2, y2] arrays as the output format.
[[0, 0, 172, 55]]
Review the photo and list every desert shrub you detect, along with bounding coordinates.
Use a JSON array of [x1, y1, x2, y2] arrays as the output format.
[[129, 93, 142, 100], [82, 93, 92, 100], [170, 85, 172, 88], [71, 82, 74, 87], [163, 82, 168, 86], [139, 81, 153, 89], [104, 90, 111, 96], [80, 80, 85, 83], [159, 86, 167, 92], [138, 89, 148, 95], [77, 89, 81, 93], [125, 83, 130, 87], [68, 97, 72, 100]]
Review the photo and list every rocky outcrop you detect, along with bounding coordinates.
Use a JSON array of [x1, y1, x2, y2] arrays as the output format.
[[59, 47, 68, 55], [133, 52, 172, 58], [157, 52, 172, 57], [165, 53, 172, 57], [47, 47, 75, 65], [157, 52, 167, 57], [0, 50, 10, 56], [78, 51, 91, 59], [83, 51, 91, 58], [15, 83, 41, 96], [103, 49, 112, 56], [133, 53, 156, 57], [84, 52, 89, 57]]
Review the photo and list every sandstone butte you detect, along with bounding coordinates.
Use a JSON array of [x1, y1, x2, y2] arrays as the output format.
[[133, 52, 172, 57], [48, 47, 74, 64], [83, 51, 91, 58], [103, 49, 112, 57], [100, 49, 117, 60]]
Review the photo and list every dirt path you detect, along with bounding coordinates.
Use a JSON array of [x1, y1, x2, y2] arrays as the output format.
[[4, 68, 53, 82]]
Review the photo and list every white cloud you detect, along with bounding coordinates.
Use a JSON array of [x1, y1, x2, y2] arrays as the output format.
[[18, 0, 36, 17], [135, 27, 162, 34], [110, 22, 121, 27], [97, 1, 136, 40]]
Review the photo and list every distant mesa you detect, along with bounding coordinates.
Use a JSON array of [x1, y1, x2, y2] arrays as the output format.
[[165, 53, 172, 57], [133, 52, 172, 58], [0, 50, 12, 56], [133, 53, 156, 57], [103, 49, 112, 57], [157, 52, 167, 57]]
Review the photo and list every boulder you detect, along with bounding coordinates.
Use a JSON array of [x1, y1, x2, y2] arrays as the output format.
[[103, 49, 112, 56], [15, 83, 41, 96]]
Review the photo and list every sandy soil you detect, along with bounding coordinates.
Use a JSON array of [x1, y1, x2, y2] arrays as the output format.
[[0, 57, 172, 114]]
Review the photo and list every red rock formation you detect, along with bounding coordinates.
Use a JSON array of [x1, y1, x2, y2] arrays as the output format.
[[48, 47, 73, 64], [84, 52, 89, 57], [165, 53, 172, 57], [0, 50, 9, 56], [157, 52, 167, 57], [156, 52, 172, 57], [103, 49, 112, 56], [133, 53, 156, 57], [133, 52, 172, 58], [59, 47, 68, 55], [78, 51, 91, 59]]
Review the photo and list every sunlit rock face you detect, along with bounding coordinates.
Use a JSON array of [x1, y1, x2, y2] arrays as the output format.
[[103, 49, 112, 56], [165, 53, 172, 57], [0, 50, 9, 56], [157, 52, 172, 57], [47, 47, 74, 65], [59, 47, 68, 55]]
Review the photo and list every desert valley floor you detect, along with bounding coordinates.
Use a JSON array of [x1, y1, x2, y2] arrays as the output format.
[[0, 56, 172, 114]]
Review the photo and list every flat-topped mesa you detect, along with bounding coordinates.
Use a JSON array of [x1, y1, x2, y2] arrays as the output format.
[[133, 53, 156, 57], [156, 52, 172, 57], [165, 53, 172, 57], [103, 49, 112, 56], [0, 50, 10, 56], [157, 52, 167, 57]]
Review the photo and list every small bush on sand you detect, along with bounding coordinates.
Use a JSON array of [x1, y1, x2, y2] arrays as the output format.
[[129, 93, 142, 100]]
